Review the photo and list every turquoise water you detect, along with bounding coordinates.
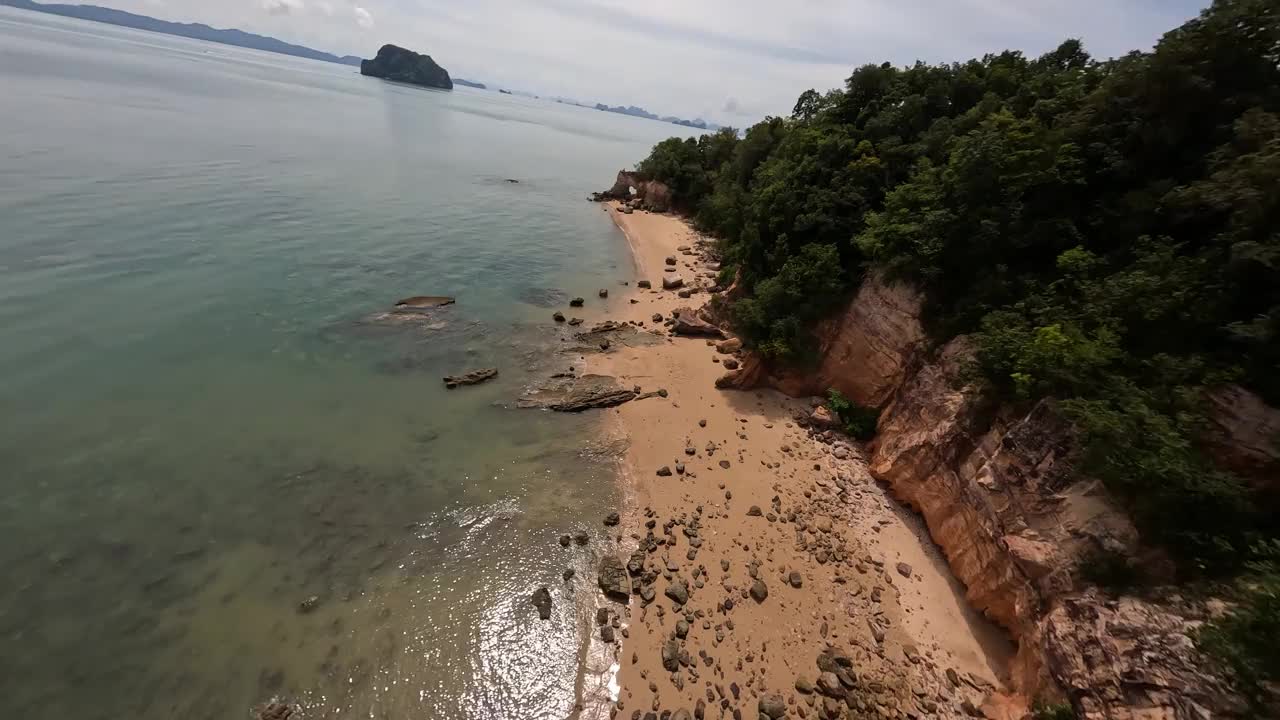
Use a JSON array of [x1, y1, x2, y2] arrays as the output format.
[[0, 7, 692, 719]]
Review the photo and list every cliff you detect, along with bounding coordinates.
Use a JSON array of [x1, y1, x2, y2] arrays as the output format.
[[590, 170, 673, 212], [360, 44, 453, 90], [717, 275, 1256, 718]]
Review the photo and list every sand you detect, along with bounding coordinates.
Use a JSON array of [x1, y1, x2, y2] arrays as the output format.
[[574, 203, 1013, 719]]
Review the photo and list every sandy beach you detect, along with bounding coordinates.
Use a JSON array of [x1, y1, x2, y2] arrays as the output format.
[[572, 203, 1015, 719]]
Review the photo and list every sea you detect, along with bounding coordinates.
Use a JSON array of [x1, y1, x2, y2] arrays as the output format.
[[0, 7, 696, 719]]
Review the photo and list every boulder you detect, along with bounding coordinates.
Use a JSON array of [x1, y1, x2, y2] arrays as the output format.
[[662, 274, 685, 290], [670, 307, 723, 338], [597, 556, 631, 602]]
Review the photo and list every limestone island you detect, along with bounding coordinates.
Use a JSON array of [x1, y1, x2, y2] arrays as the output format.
[[360, 44, 453, 90]]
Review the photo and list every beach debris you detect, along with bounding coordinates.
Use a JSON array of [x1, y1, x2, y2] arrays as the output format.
[[443, 368, 497, 388], [530, 586, 552, 620]]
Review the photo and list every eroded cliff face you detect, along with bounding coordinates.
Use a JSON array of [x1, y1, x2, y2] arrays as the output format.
[[719, 274, 1252, 718]]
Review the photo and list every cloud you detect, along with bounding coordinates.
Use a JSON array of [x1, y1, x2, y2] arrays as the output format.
[[352, 5, 372, 29], [88, 0, 1207, 124], [260, 0, 303, 16]]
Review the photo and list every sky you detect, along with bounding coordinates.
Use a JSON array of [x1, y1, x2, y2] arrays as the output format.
[[98, 0, 1205, 125]]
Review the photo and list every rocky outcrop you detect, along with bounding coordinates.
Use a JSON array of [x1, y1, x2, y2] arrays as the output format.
[[360, 44, 453, 90], [518, 373, 638, 412], [717, 271, 1248, 716], [670, 307, 723, 338], [1039, 591, 1246, 719], [716, 274, 925, 405], [591, 170, 673, 212], [1205, 383, 1280, 495]]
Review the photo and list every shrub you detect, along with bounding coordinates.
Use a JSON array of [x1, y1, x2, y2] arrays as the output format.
[[826, 389, 880, 441]]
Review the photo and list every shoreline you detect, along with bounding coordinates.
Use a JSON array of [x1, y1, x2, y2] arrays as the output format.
[[574, 202, 1014, 719]]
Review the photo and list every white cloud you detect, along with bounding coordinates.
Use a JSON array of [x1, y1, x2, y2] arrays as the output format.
[[86, 0, 1206, 124], [352, 5, 372, 29], [260, 0, 302, 16]]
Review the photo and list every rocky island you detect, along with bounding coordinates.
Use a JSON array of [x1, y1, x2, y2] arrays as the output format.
[[359, 44, 453, 90]]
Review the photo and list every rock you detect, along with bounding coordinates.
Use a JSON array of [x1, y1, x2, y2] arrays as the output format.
[[599, 289, 609, 298], [604, 512, 621, 526], [637, 280, 652, 289], [716, 337, 743, 353], [443, 368, 498, 388], [665, 256, 677, 266], [570, 297, 585, 307], [677, 289, 692, 298], [788, 571, 802, 588], [665, 579, 689, 605], [563, 568, 575, 581], [718, 460, 730, 469], [531, 586, 552, 620], [722, 359, 739, 370], [795, 677, 814, 694], [574, 531, 589, 545], [553, 312, 566, 322], [559, 535, 571, 547], [256, 702, 294, 720], [671, 710, 691, 720], [808, 405, 839, 429], [653, 313, 664, 322], [601, 625, 616, 643], [568, 318, 584, 326], [749, 579, 768, 603], [393, 295, 456, 308], [656, 466, 673, 477], [817, 672, 843, 697], [747, 506, 762, 517], [519, 374, 638, 412], [298, 596, 320, 613], [598, 556, 631, 602], [946, 668, 960, 687], [676, 618, 690, 638], [670, 307, 723, 338], [662, 639, 680, 672], [361, 44, 454, 90], [758, 694, 786, 719], [662, 274, 685, 290], [896, 562, 912, 578]]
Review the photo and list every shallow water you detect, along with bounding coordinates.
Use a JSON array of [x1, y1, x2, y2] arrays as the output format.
[[0, 7, 693, 719]]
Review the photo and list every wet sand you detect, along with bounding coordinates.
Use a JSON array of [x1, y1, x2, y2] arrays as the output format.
[[574, 202, 1014, 719]]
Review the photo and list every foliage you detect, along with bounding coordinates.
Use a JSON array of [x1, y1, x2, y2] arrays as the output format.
[[826, 389, 880, 441], [1197, 541, 1280, 708], [634, 0, 1280, 579]]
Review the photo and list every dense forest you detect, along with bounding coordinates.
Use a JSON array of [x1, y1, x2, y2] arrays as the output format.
[[632, 0, 1279, 704]]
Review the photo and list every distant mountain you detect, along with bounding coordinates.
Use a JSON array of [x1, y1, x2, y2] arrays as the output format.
[[1, 0, 363, 66], [359, 44, 452, 90], [454, 78, 486, 90], [592, 103, 713, 130]]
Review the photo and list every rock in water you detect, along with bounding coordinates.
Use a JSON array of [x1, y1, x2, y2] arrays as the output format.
[[597, 556, 631, 602], [530, 586, 552, 620], [360, 44, 454, 90], [603, 512, 620, 526], [394, 295, 456, 308], [442, 368, 498, 388], [569, 297, 585, 307]]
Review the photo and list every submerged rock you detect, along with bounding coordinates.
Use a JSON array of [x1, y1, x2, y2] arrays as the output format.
[[443, 368, 498, 388], [530, 586, 552, 620], [394, 295, 455, 308]]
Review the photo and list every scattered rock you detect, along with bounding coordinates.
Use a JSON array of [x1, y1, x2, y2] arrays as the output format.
[[443, 368, 498, 388], [722, 358, 739, 370], [601, 625, 616, 643], [598, 289, 608, 298], [758, 694, 786, 719], [559, 535, 571, 547], [298, 596, 320, 613], [662, 639, 680, 672], [747, 506, 762, 517], [788, 571, 802, 588], [896, 562, 913, 578], [665, 256, 677, 266], [553, 312, 566, 323], [665, 579, 689, 605], [574, 531, 589, 546], [795, 677, 814, 694], [531, 586, 552, 620], [749, 578, 768, 603], [662, 274, 685, 290], [670, 307, 723, 338], [637, 280, 651, 289], [604, 512, 621, 526], [568, 318, 584, 326], [716, 337, 743, 353], [570, 297, 585, 307]]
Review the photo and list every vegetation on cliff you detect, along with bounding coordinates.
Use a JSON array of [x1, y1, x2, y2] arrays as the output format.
[[360, 44, 453, 90], [634, 0, 1279, 697]]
